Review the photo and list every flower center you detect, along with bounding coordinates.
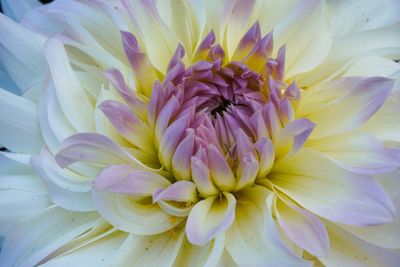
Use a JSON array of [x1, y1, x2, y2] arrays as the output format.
[[146, 29, 304, 195]]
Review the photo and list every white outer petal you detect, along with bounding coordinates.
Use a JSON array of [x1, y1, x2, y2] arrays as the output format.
[[0, 88, 43, 153]]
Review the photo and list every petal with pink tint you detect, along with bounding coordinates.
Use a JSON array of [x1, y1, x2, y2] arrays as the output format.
[[255, 137, 275, 178], [186, 192, 236, 246], [99, 100, 154, 154], [298, 77, 394, 138], [274, 118, 315, 161], [120, 31, 158, 96], [221, 0, 257, 58], [172, 131, 195, 181], [122, 0, 178, 72], [153, 181, 198, 203], [93, 165, 169, 196], [55, 133, 151, 170], [191, 155, 219, 197], [274, 193, 329, 257], [103, 68, 148, 120], [232, 21, 260, 61], [158, 113, 191, 170], [271, 149, 396, 226], [308, 133, 400, 175], [235, 153, 259, 191], [226, 186, 312, 267]]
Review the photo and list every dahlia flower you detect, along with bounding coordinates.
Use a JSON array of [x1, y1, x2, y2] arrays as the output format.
[[0, 0, 400, 266]]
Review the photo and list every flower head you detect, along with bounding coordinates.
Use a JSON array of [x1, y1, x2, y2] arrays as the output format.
[[1, 0, 400, 266]]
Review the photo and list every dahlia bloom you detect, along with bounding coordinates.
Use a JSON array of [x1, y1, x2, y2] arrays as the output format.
[[1, 0, 400, 266]]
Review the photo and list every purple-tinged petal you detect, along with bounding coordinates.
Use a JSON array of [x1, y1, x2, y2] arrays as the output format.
[[153, 181, 198, 203], [98, 100, 154, 154], [193, 31, 216, 61], [278, 99, 295, 125], [235, 153, 259, 191], [172, 130, 195, 181], [232, 21, 261, 61], [164, 44, 186, 84], [55, 133, 150, 170], [186, 192, 236, 246], [154, 96, 180, 143], [235, 129, 254, 160], [158, 113, 191, 170], [250, 109, 270, 140], [120, 31, 158, 96], [246, 31, 274, 71], [226, 186, 311, 267], [255, 137, 275, 178], [103, 68, 148, 121], [271, 149, 396, 226], [93, 166, 170, 196], [262, 102, 282, 140], [298, 77, 394, 139], [274, 193, 329, 257], [308, 133, 400, 175], [207, 145, 236, 192], [191, 154, 219, 197], [274, 118, 315, 161]]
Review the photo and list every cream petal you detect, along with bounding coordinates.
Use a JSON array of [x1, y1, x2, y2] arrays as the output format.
[[338, 220, 400, 249], [0, 88, 43, 153], [221, 0, 257, 58], [326, 0, 400, 37], [112, 230, 184, 267], [155, 0, 202, 58], [298, 23, 400, 86], [44, 38, 95, 132], [343, 56, 400, 78], [0, 13, 45, 93], [215, 250, 239, 267], [273, 0, 332, 77], [0, 171, 51, 235], [0, 206, 98, 267], [376, 169, 400, 215], [361, 95, 400, 143], [186, 192, 236, 246], [40, 231, 127, 267], [320, 221, 400, 267], [174, 235, 225, 267], [226, 186, 312, 267], [271, 149, 396, 226], [92, 189, 183, 235], [31, 147, 94, 212], [122, 0, 178, 72]]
